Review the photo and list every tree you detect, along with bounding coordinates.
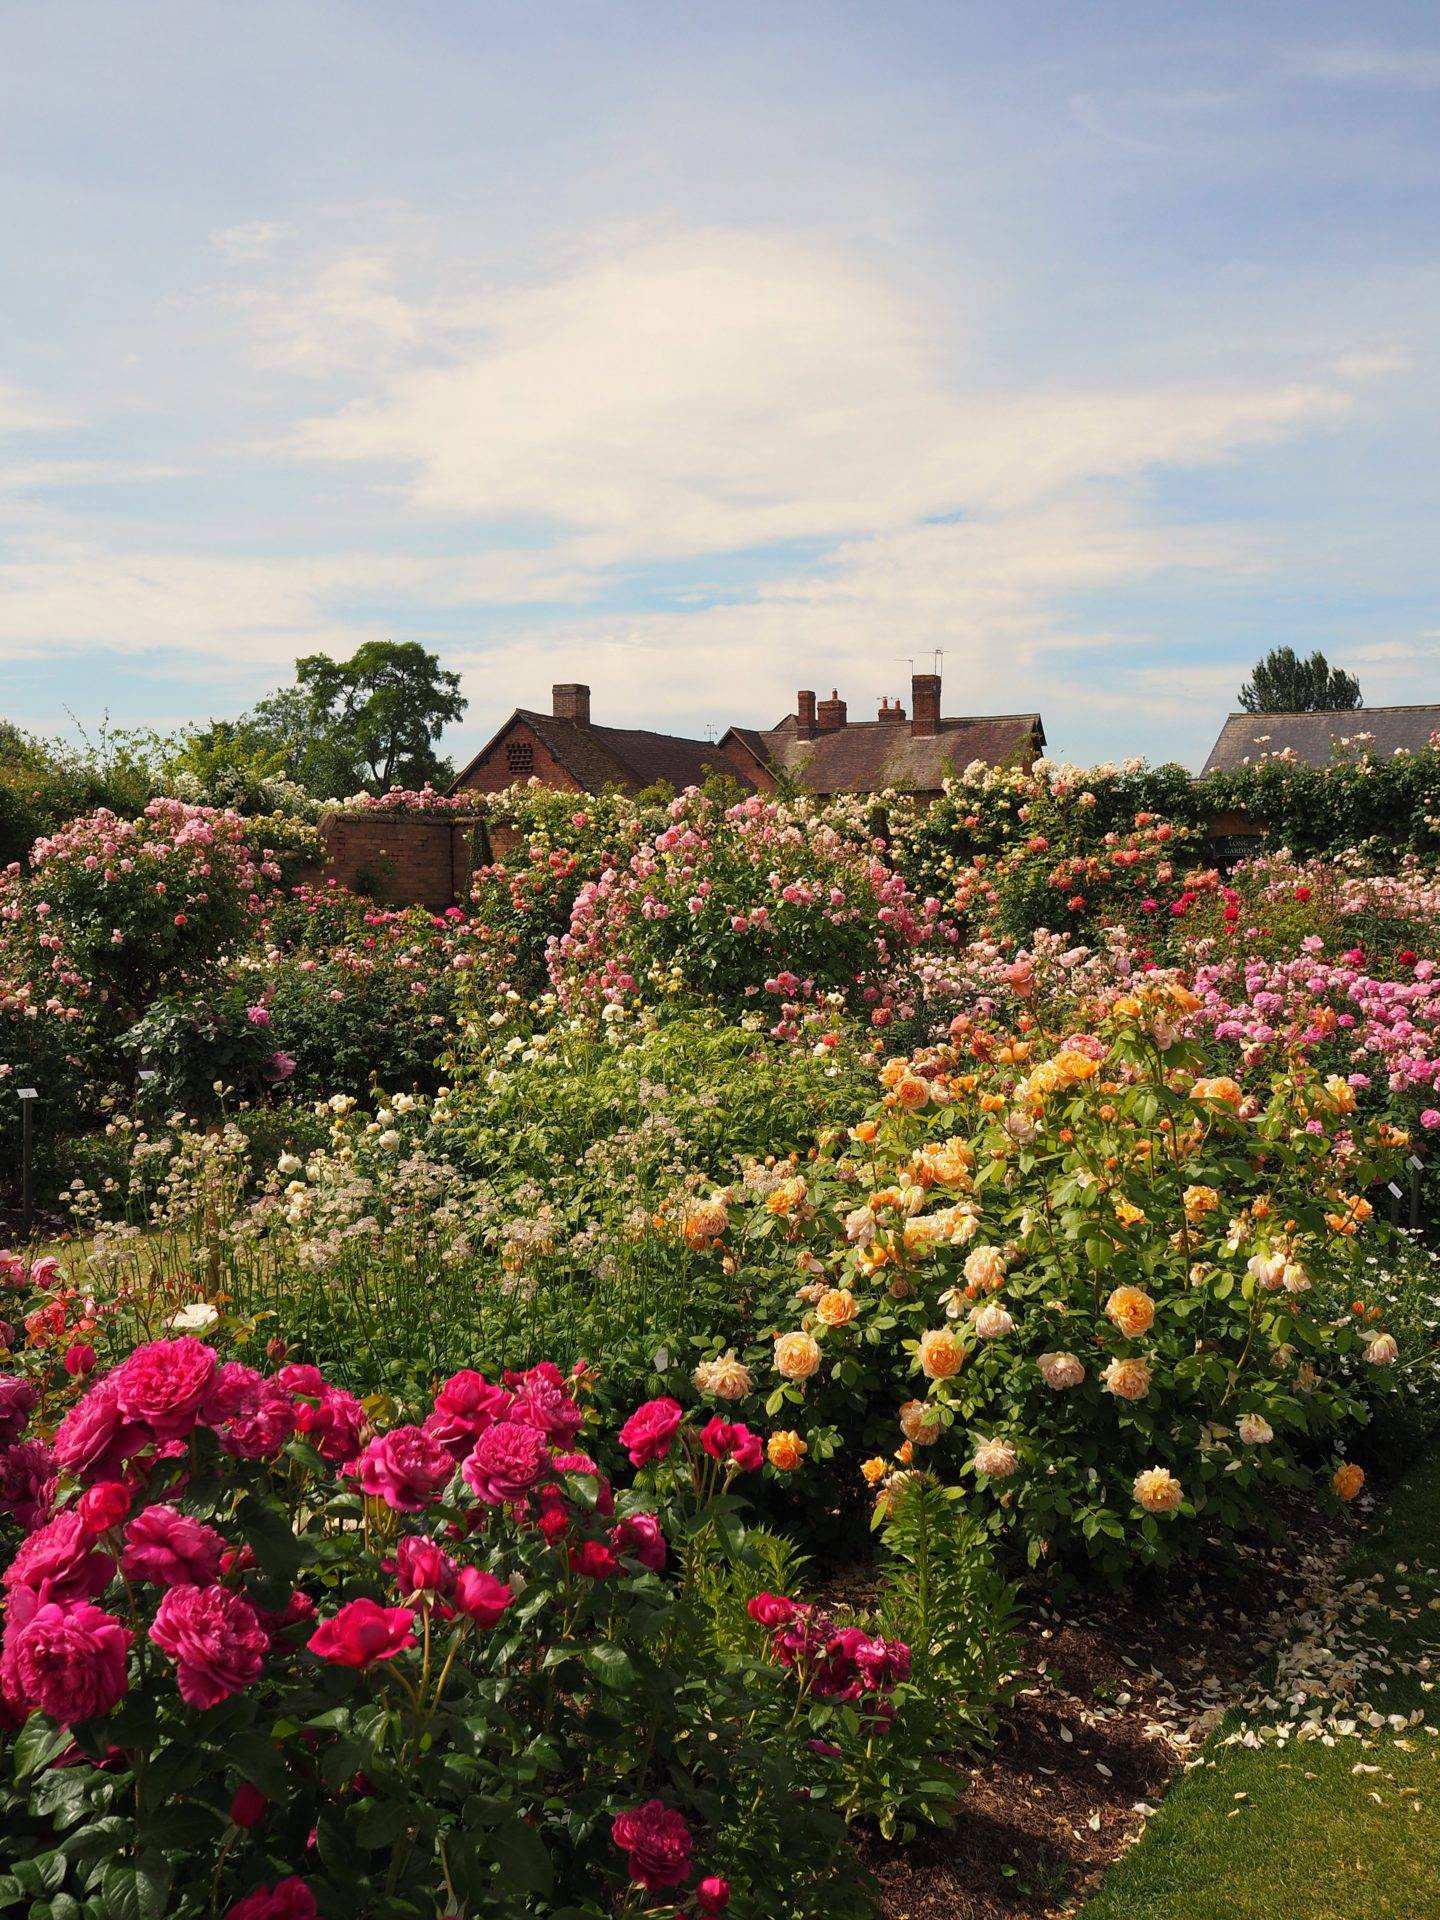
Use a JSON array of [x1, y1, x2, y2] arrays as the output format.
[[1238, 648, 1362, 714], [292, 642, 467, 793]]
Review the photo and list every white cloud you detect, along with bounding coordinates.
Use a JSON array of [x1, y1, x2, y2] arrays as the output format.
[[210, 220, 293, 264], [1287, 44, 1440, 89], [290, 227, 1353, 567], [0, 379, 71, 433]]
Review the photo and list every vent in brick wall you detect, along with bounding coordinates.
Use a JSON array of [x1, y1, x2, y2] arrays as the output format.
[[506, 740, 535, 776]]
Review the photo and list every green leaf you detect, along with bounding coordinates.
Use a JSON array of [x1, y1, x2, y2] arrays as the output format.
[[582, 1642, 636, 1689]]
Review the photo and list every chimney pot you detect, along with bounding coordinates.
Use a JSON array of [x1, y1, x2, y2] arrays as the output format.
[[796, 689, 818, 739], [553, 683, 591, 726], [817, 689, 848, 732], [878, 695, 907, 724], [911, 672, 941, 738]]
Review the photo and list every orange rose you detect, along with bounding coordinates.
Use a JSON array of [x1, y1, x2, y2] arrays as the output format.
[[767, 1430, 808, 1472]]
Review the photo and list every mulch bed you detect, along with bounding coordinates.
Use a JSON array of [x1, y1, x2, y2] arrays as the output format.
[[848, 1497, 1354, 1919]]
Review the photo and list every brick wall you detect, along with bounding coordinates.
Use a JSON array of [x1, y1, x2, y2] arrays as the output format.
[[299, 812, 492, 910]]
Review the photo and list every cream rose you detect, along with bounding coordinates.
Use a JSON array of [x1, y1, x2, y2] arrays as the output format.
[[1103, 1356, 1152, 1402], [773, 1331, 822, 1381], [1037, 1350, 1085, 1391], [1133, 1466, 1183, 1514]]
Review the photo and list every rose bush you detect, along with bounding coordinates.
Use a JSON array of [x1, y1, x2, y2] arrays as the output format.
[[0, 1329, 988, 1915], [722, 972, 1411, 1577]]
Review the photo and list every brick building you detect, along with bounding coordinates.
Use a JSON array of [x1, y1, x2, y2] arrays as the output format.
[[452, 672, 1044, 803]]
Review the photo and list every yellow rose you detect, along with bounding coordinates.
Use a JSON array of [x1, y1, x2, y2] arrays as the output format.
[[916, 1327, 965, 1380], [1182, 1184, 1220, 1221], [767, 1430, 808, 1472], [1112, 1197, 1146, 1228], [773, 1331, 822, 1380], [1103, 1356, 1152, 1402], [1105, 1285, 1156, 1338], [1133, 1466, 1182, 1514], [861, 1455, 889, 1485], [815, 1288, 859, 1328], [1332, 1461, 1365, 1502]]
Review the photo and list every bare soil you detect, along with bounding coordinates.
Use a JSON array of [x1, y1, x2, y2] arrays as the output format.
[[851, 1501, 1352, 1919]]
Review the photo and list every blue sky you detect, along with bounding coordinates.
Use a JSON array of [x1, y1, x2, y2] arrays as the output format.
[[1, 1, 1438, 771]]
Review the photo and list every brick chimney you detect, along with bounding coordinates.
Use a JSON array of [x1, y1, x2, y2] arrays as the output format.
[[878, 695, 907, 724], [911, 672, 940, 738], [552, 683, 591, 726], [795, 689, 818, 740], [817, 688, 848, 732]]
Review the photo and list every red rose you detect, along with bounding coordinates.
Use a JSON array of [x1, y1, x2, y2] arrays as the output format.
[[307, 1598, 416, 1668], [746, 1592, 797, 1629], [393, 1534, 456, 1597], [78, 1481, 131, 1534], [617, 1397, 684, 1467], [63, 1343, 96, 1378], [229, 1781, 268, 1828], [698, 1875, 731, 1914], [569, 1539, 620, 1579], [451, 1566, 513, 1627], [611, 1799, 693, 1890]]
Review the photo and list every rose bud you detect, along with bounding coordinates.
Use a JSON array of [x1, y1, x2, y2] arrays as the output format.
[[229, 1782, 268, 1829]]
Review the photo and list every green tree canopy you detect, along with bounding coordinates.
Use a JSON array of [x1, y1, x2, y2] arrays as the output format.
[[290, 641, 467, 794], [1238, 647, 1363, 714]]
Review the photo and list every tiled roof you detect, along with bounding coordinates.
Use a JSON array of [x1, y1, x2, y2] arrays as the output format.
[[454, 710, 757, 794], [1200, 707, 1440, 775], [754, 713, 1044, 795]]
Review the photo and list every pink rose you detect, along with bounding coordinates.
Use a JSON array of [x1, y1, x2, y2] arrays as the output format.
[[393, 1535, 456, 1597], [424, 1370, 512, 1459], [9, 1598, 131, 1723], [617, 1398, 684, 1467], [291, 1384, 367, 1464], [451, 1566, 513, 1626], [344, 1426, 454, 1512], [1422, 1109, 1440, 1130], [507, 1372, 584, 1446], [746, 1592, 797, 1629], [121, 1504, 224, 1588], [52, 1377, 141, 1481], [308, 1598, 416, 1668], [0, 1374, 38, 1445], [698, 1876, 731, 1914], [225, 1880, 318, 1920], [611, 1799, 693, 1889], [111, 1338, 218, 1440], [461, 1422, 551, 1506], [3, 1511, 112, 1605], [610, 1511, 667, 1572], [149, 1583, 269, 1708], [0, 1440, 55, 1531]]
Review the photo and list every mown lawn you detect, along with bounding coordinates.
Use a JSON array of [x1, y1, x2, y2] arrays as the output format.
[[1080, 1450, 1440, 1920]]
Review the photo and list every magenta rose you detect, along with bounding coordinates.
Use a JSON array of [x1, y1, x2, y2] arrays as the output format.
[[292, 1384, 368, 1464], [0, 1439, 56, 1531], [0, 1373, 37, 1446], [52, 1376, 144, 1481], [460, 1421, 551, 1506], [746, 1592, 798, 1629], [149, 1582, 269, 1708], [308, 1598, 416, 1668], [10, 1600, 132, 1723], [111, 1338, 218, 1441], [424, 1370, 512, 1459], [699, 1418, 763, 1472], [3, 1511, 112, 1605], [610, 1511, 667, 1572], [121, 1504, 224, 1588], [344, 1426, 454, 1512], [610, 1799, 694, 1889], [451, 1566, 514, 1627], [508, 1374, 584, 1446], [393, 1534, 457, 1597], [225, 1880, 318, 1920], [617, 1398, 684, 1467], [554, 1451, 614, 1516]]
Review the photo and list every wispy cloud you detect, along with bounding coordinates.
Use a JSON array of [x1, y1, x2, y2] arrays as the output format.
[[1287, 43, 1440, 89]]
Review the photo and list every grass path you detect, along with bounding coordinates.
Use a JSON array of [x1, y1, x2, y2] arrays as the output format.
[[1079, 1451, 1440, 1920]]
